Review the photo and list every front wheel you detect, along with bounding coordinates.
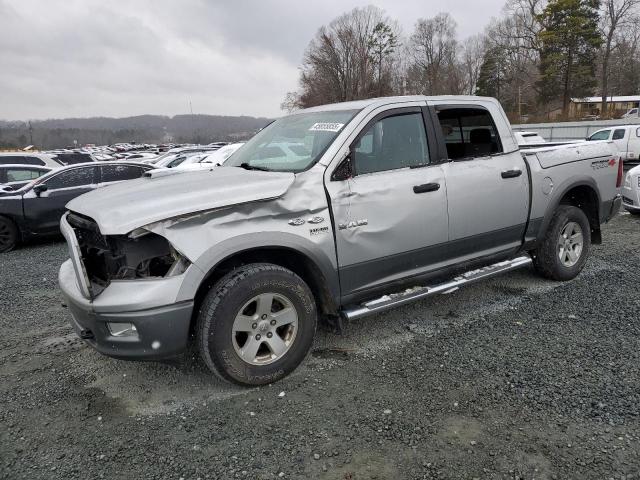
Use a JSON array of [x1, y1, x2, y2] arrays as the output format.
[[533, 205, 591, 281], [196, 263, 317, 386], [0, 216, 18, 253]]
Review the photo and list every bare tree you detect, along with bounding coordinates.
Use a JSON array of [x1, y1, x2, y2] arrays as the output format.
[[482, 0, 545, 117], [461, 34, 487, 95], [282, 6, 399, 110], [600, 0, 640, 116], [607, 23, 640, 95], [407, 13, 460, 95]]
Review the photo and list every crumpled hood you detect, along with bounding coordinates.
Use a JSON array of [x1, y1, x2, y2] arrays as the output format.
[[66, 167, 295, 235]]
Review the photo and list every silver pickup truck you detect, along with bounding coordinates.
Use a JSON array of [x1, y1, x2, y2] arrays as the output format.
[[58, 96, 623, 385]]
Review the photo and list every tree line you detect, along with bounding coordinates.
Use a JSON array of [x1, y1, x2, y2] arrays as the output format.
[[283, 0, 640, 121], [0, 115, 271, 150]]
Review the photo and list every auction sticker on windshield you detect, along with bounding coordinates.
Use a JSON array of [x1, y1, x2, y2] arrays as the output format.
[[309, 123, 344, 132]]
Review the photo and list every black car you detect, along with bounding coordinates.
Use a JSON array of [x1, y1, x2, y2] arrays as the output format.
[[0, 162, 154, 252], [0, 164, 53, 191]]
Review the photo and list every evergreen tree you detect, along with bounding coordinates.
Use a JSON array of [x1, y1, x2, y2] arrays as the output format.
[[368, 22, 400, 96], [537, 0, 603, 116], [475, 47, 503, 98]]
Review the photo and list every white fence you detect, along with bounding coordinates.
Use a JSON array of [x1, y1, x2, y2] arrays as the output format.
[[512, 118, 640, 142]]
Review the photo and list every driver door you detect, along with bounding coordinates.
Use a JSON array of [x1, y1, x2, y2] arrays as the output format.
[[325, 107, 449, 300]]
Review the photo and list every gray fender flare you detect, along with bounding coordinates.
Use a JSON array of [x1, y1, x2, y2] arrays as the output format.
[[538, 176, 601, 242], [176, 232, 340, 307]]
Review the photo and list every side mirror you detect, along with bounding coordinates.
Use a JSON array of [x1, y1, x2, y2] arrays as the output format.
[[33, 184, 48, 196], [331, 152, 355, 181]]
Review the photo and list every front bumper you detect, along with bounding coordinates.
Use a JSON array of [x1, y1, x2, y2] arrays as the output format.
[[59, 259, 193, 360]]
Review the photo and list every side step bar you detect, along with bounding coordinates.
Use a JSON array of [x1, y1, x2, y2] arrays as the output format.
[[342, 256, 532, 321]]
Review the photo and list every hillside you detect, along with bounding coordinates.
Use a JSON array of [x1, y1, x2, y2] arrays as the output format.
[[0, 114, 272, 149]]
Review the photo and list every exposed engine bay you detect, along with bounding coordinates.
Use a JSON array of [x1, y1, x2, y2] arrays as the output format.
[[67, 212, 188, 297]]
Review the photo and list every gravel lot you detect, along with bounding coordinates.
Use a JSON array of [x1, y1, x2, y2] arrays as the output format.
[[1, 212, 639, 480]]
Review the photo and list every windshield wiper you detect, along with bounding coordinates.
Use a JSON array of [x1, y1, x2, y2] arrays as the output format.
[[238, 162, 270, 172]]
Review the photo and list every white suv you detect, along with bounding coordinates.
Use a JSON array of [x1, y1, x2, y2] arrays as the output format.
[[622, 164, 640, 214]]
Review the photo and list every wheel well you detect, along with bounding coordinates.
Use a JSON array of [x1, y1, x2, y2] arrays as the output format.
[[558, 185, 601, 244], [0, 214, 21, 241], [192, 248, 338, 330]]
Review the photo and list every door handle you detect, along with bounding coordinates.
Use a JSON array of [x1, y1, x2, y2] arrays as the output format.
[[413, 183, 440, 194], [501, 169, 523, 179]]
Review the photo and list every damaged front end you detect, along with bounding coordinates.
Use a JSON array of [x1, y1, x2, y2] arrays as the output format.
[[66, 212, 189, 298]]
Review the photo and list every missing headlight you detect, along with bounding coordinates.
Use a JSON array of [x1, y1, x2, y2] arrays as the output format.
[[68, 214, 190, 296]]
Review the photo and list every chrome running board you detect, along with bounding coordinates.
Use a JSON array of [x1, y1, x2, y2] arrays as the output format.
[[342, 256, 532, 321]]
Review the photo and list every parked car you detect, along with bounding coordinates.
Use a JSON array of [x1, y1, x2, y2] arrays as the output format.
[[121, 152, 158, 162], [0, 162, 154, 252], [52, 152, 96, 164], [58, 96, 622, 386], [175, 143, 245, 170], [587, 125, 640, 164], [622, 164, 640, 214], [621, 108, 639, 119], [0, 153, 64, 168], [514, 131, 547, 145], [0, 151, 97, 168], [0, 165, 54, 191]]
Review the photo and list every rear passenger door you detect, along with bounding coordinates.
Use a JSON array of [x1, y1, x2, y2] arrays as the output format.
[[434, 104, 529, 259], [23, 166, 98, 234]]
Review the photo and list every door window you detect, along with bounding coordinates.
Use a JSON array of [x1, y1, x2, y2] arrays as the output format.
[[6, 169, 44, 182], [45, 167, 96, 190], [589, 130, 611, 141], [100, 165, 143, 182], [437, 108, 503, 160], [612, 129, 626, 140], [353, 112, 429, 175]]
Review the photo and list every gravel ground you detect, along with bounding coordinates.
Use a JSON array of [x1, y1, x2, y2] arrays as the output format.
[[1, 212, 639, 480]]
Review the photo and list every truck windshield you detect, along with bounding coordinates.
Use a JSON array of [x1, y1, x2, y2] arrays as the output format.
[[226, 109, 359, 172]]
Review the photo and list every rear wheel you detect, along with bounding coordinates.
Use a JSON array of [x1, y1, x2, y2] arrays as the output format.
[[533, 206, 591, 281], [196, 263, 317, 386], [0, 216, 18, 253]]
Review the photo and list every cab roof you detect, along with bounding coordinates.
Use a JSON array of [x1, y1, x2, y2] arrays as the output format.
[[300, 95, 500, 113]]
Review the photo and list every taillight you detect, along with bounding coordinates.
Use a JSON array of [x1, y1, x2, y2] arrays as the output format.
[[616, 156, 624, 188]]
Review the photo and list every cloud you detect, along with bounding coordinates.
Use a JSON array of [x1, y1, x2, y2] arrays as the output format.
[[0, 0, 504, 120]]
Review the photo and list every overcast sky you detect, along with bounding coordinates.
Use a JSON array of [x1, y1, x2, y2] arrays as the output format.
[[0, 0, 505, 121]]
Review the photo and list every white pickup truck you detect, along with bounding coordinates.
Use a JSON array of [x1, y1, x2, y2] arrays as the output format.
[[588, 125, 640, 165], [58, 96, 623, 385]]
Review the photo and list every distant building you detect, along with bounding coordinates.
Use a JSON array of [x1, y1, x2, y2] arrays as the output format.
[[570, 96, 640, 118]]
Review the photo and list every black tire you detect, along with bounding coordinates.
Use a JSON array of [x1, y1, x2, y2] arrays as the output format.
[[533, 205, 591, 281], [196, 263, 317, 386], [627, 209, 640, 216], [0, 216, 18, 253]]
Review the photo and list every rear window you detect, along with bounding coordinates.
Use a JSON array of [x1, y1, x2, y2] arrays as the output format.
[[0, 156, 45, 166], [100, 165, 143, 182], [437, 107, 503, 160], [53, 153, 93, 165], [613, 129, 626, 140]]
